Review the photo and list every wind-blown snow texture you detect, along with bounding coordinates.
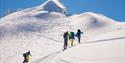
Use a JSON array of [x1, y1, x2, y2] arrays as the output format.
[[0, 0, 125, 63]]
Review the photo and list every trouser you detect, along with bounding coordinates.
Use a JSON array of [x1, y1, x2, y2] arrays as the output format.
[[69, 39, 74, 46], [64, 39, 68, 50], [64, 43, 67, 49], [78, 36, 81, 43]]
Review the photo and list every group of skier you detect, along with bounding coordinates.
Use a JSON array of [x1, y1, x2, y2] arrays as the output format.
[[63, 29, 83, 51], [22, 29, 83, 63]]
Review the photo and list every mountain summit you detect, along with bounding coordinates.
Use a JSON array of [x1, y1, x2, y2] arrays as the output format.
[[38, 0, 67, 14]]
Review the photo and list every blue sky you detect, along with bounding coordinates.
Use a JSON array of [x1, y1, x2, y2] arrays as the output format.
[[0, 0, 125, 21]]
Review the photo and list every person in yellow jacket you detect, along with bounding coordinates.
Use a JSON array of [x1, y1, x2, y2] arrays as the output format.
[[23, 51, 32, 63], [68, 32, 75, 46]]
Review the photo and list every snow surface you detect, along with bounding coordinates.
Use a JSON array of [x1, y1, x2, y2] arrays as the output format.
[[0, 0, 125, 63]]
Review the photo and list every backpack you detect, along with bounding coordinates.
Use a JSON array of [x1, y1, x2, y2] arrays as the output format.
[[69, 32, 75, 39]]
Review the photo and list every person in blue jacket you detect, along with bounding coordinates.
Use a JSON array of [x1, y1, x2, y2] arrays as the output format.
[[76, 29, 83, 43]]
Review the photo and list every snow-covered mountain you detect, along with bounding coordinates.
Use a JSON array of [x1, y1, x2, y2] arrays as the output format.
[[0, 0, 125, 63], [70, 12, 125, 39], [24, 0, 66, 13]]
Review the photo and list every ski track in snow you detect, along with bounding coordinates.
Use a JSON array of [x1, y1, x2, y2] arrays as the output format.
[[30, 36, 125, 63], [31, 51, 61, 63], [83, 36, 125, 44]]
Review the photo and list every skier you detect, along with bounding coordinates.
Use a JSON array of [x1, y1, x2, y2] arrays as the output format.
[[63, 31, 68, 51], [23, 51, 32, 63], [69, 32, 75, 46], [76, 29, 83, 43]]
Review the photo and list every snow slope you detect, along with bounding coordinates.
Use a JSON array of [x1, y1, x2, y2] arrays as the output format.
[[50, 30, 125, 63], [70, 12, 125, 39], [0, 0, 125, 63]]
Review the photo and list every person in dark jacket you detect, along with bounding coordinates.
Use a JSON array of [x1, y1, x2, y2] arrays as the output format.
[[63, 31, 68, 51], [76, 29, 83, 43], [23, 51, 32, 63]]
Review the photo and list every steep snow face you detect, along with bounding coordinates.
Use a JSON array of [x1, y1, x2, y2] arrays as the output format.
[[0, 12, 66, 39], [40, 0, 66, 14], [28, 0, 67, 14], [0, 0, 67, 41]]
